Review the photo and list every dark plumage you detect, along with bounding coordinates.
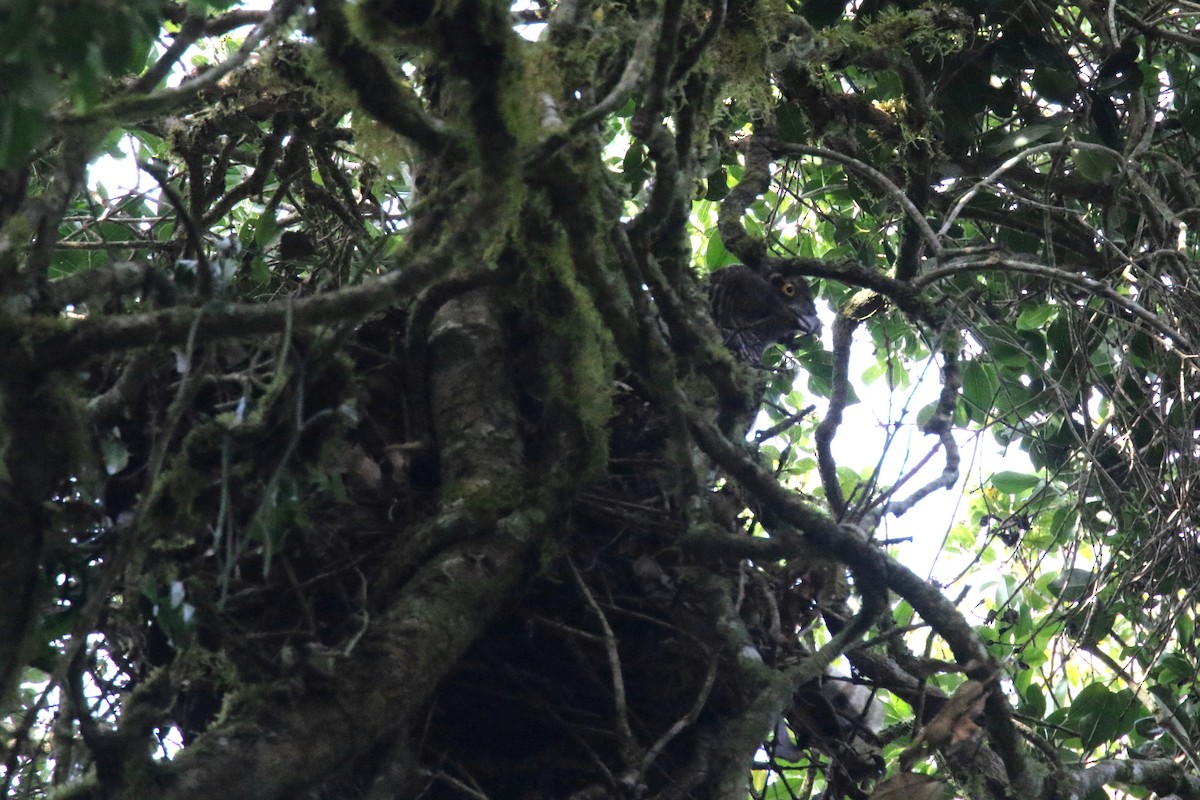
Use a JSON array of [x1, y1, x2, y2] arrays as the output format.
[[706, 264, 821, 362]]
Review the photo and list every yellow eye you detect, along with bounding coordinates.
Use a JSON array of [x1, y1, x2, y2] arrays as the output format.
[[782, 282, 795, 297]]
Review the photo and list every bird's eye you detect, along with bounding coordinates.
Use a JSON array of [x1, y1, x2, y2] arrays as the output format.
[[782, 282, 795, 297]]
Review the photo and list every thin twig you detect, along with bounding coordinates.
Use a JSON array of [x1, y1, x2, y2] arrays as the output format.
[[635, 648, 720, 782], [761, 139, 943, 258], [141, 160, 212, 297], [567, 557, 635, 745], [915, 255, 1198, 355], [64, 0, 305, 124]]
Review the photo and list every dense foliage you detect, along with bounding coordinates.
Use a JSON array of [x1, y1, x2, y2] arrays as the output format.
[[2, 0, 1200, 798]]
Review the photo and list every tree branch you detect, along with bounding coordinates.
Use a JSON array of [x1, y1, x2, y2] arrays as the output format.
[[1069, 757, 1200, 800], [64, 0, 305, 125], [815, 313, 855, 517], [760, 138, 943, 258], [13, 257, 439, 370], [310, 0, 455, 156], [682, 405, 1037, 793], [916, 254, 1198, 355]]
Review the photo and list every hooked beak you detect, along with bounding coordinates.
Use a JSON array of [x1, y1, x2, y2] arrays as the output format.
[[796, 312, 822, 336]]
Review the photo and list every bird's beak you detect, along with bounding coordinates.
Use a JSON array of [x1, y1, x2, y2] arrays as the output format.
[[796, 312, 822, 336]]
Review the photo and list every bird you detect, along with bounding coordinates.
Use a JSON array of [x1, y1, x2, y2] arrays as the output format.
[[706, 264, 821, 363]]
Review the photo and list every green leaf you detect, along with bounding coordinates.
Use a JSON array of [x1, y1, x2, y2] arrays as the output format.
[[1066, 684, 1141, 750], [0, 103, 47, 168], [961, 360, 999, 422], [1155, 652, 1195, 686], [250, 255, 271, 284], [622, 142, 648, 187], [872, 70, 903, 101], [1048, 567, 1096, 602], [703, 168, 729, 201], [989, 337, 1035, 369], [254, 212, 281, 250], [989, 471, 1041, 494], [1015, 304, 1057, 331], [1072, 148, 1120, 182], [1031, 66, 1079, 105], [1176, 614, 1194, 647], [1066, 683, 1114, 749], [704, 231, 733, 269], [1020, 683, 1047, 719], [776, 103, 808, 144], [987, 123, 1063, 155]]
